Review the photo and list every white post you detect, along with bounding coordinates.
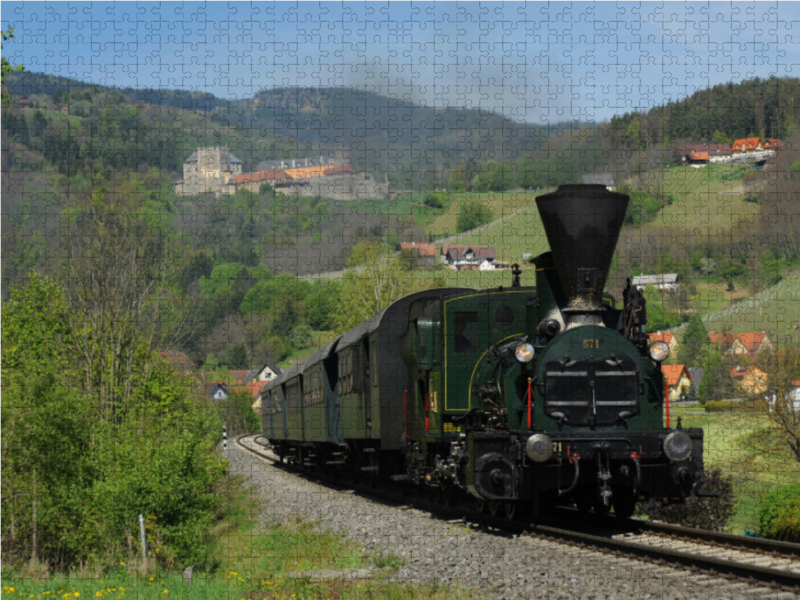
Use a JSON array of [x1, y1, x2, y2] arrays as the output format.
[[223, 426, 228, 457], [138, 514, 147, 558]]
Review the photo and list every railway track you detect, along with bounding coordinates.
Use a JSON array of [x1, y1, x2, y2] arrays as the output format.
[[235, 433, 800, 596]]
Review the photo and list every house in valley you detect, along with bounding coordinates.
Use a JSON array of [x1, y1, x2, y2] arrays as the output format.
[[662, 364, 693, 401], [730, 365, 769, 396]]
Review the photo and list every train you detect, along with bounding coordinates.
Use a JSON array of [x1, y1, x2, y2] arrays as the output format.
[[259, 184, 705, 520]]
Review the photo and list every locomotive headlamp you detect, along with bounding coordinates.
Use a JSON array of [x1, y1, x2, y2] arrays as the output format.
[[526, 433, 553, 462], [663, 431, 692, 462], [648, 341, 670, 362], [515, 342, 535, 363]]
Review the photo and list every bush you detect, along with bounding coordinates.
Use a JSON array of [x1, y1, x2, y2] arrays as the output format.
[[704, 399, 760, 412], [1, 274, 225, 571], [643, 466, 735, 531], [456, 199, 494, 233], [759, 483, 800, 542]]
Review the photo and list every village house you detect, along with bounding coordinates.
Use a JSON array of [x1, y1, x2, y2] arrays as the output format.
[[443, 245, 497, 270], [662, 364, 693, 401], [648, 332, 679, 354], [632, 273, 680, 291], [708, 332, 773, 357], [248, 363, 283, 383], [206, 382, 229, 401], [730, 137, 782, 163], [675, 143, 732, 166], [397, 242, 437, 268], [730, 365, 769, 396]]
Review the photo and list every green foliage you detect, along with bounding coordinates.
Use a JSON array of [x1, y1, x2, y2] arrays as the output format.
[[346, 241, 391, 268], [290, 324, 313, 349], [229, 344, 249, 369], [657, 253, 687, 281], [456, 199, 494, 233], [623, 190, 666, 225], [1, 273, 224, 570], [681, 313, 711, 368], [223, 390, 261, 435], [759, 483, 800, 542], [644, 466, 735, 531], [704, 400, 758, 412], [306, 282, 341, 330], [1, 29, 24, 105], [647, 302, 683, 331], [698, 352, 735, 404], [711, 130, 732, 145]]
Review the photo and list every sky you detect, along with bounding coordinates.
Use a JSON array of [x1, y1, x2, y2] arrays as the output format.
[[3, 1, 799, 123]]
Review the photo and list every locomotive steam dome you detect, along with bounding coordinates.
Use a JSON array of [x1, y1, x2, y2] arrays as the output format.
[[535, 184, 629, 327]]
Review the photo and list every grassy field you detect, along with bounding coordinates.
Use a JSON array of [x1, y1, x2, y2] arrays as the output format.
[[638, 164, 759, 237], [436, 205, 550, 263], [677, 411, 800, 534], [1, 476, 478, 600], [700, 273, 800, 345], [425, 189, 550, 237]]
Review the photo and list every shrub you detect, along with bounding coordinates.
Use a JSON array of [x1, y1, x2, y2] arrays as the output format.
[[704, 399, 760, 412], [759, 483, 800, 542], [644, 466, 735, 532]]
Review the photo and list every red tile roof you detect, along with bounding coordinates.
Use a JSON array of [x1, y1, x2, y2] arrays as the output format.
[[662, 364, 691, 386], [398, 242, 436, 257], [732, 137, 761, 152], [232, 380, 263, 398], [234, 170, 291, 184], [730, 365, 767, 378], [324, 164, 355, 175], [649, 332, 674, 345], [733, 332, 768, 353], [763, 138, 784, 151], [710, 332, 768, 353], [446, 245, 497, 260]]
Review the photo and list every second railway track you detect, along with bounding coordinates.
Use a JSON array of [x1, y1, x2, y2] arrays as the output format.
[[235, 433, 800, 596]]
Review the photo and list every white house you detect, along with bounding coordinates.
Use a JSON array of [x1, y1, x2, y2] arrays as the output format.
[[632, 273, 680, 291]]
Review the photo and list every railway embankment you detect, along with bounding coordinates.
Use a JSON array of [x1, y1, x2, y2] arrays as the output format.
[[234, 436, 797, 599]]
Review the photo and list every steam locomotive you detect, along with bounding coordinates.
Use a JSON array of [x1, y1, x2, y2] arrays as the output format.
[[260, 184, 705, 519]]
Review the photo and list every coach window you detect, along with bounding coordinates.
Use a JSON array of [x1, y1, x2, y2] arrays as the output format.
[[454, 311, 479, 353]]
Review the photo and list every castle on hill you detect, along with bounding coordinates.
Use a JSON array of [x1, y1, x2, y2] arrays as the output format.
[[173, 146, 388, 201]]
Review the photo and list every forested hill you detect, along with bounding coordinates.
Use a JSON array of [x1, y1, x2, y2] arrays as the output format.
[[3, 70, 582, 178], [609, 76, 799, 149]]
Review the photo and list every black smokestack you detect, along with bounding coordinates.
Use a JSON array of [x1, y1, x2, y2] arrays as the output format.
[[535, 184, 629, 327]]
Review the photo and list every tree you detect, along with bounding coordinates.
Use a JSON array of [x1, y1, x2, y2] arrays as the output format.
[[2, 273, 224, 570], [764, 351, 800, 462], [680, 313, 711, 368], [712, 130, 731, 146], [456, 199, 494, 233], [229, 343, 249, 369], [698, 352, 735, 404], [1, 28, 24, 105]]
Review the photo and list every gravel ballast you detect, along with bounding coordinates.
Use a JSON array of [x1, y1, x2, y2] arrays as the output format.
[[229, 442, 797, 600]]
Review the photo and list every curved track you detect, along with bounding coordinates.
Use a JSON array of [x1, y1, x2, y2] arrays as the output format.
[[235, 433, 800, 593]]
